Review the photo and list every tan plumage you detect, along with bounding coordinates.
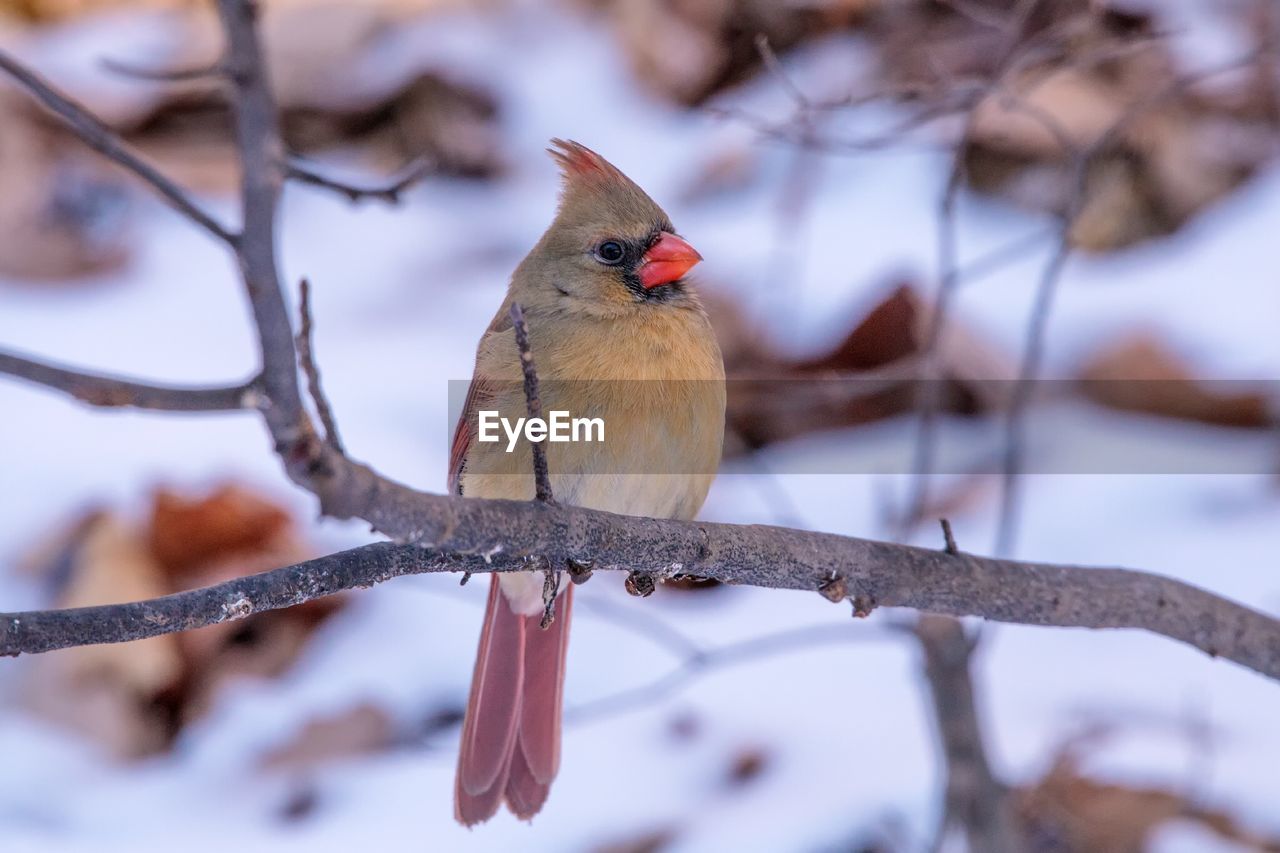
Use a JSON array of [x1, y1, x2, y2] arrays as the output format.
[[452, 140, 725, 825]]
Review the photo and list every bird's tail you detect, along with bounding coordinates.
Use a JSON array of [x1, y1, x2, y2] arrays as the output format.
[[455, 575, 573, 826]]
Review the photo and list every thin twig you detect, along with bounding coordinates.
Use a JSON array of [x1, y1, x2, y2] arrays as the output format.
[[508, 301, 560, 624], [0, 350, 256, 412], [406, 580, 875, 726], [940, 518, 959, 556], [568, 621, 886, 722], [508, 302, 553, 504], [573, 594, 704, 659], [936, 0, 1013, 30], [0, 50, 236, 245], [99, 57, 223, 82], [285, 155, 435, 205], [754, 34, 809, 109], [295, 278, 344, 453], [540, 561, 562, 629], [416, 577, 891, 726], [899, 0, 1049, 540], [993, 46, 1269, 555], [994, 236, 1071, 556], [897, 112, 972, 540]]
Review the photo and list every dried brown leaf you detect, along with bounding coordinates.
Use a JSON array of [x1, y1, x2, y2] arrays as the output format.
[[0, 92, 131, 281], [592, 827, 678, 853], [19, 512, 183, 758], [18, 483, 339, 757], [259, 703, 397, 771], [147, 484, 294, 578], [1076, 334, 1272, 429], [1016, 755, 1280, 852]]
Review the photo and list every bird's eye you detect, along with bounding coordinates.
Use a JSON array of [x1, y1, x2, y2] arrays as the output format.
[[594, 241, 625, 265]]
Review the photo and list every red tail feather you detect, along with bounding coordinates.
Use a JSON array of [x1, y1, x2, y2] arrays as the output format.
[[455, 577, 573, 825]]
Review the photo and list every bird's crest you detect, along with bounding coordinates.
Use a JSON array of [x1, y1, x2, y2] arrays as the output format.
[[544, 138, 669, 234], [548, 139, 630, 190]]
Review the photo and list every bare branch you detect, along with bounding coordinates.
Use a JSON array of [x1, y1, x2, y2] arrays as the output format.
[[899, 0, 1053, 538], [994, 47, 1270, 554], [574, 593, 704, 659], [914, 523, 1017, 853], [753, 34, 809, 110], [568, 621, 884, 722], [295, 278, 343, 452], [99, 57, 223, 82], [0, 50, 236, 244], [0, 349, 256, 412], [995, 234, 1072, 555], [940, 518, 959, 556], [509, 302, 554, 504], [954, 226, 1054, 283], [2, 504, 1279, 683], [286, 155, 434, 205], [508, 300, 562, 624], [916, 614, 1019, 853], [935, 0, 1013, 31], [215, 0, 319, 484]]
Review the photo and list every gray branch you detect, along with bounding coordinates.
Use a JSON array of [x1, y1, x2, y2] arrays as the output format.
[[286, 155, 434, 205], [915, 614, 1019, 852], [0, 50, 236, 244], [0, 350, 256, 412], [4, 506, 1279, 686], [509, 302, 554, 504]]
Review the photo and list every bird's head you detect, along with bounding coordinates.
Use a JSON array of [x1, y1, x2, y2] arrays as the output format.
[[517, 139, 702, 311]]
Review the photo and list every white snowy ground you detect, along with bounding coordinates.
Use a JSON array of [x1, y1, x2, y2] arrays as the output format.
[[1, 4, 1278, 852]]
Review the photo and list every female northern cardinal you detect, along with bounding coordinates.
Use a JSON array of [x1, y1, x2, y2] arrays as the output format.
[[451, 139, 725, 824]]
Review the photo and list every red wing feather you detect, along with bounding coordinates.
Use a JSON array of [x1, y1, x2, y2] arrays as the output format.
[[449, 375, 497, 495]]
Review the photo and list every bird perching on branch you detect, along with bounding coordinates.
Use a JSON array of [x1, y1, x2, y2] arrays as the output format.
[[450, 139, 725, 824]]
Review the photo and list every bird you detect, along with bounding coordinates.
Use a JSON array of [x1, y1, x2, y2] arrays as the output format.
[[450, 139, 726, 825]]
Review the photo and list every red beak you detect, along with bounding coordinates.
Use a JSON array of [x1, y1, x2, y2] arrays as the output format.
[[637, 232, 702, 289]]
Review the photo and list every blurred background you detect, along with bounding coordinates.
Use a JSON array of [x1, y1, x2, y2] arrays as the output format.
[[1, 0, 1279, 850]]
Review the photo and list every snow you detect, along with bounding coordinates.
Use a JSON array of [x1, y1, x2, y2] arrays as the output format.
[[1, 2, 1278, 851]]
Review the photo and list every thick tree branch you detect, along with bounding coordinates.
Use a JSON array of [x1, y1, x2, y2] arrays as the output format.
[[0, 51, 236, 244], [217, 0, 310, 455], [0, 350, 256, 412], [3, 503, 1279, 684], [916, 614, 1019, 852]]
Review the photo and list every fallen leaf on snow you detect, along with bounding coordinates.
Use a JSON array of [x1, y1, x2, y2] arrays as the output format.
[[259, 703, 397, 771], [18, 483, 340, 758], [1076, 334, 1274, 429]]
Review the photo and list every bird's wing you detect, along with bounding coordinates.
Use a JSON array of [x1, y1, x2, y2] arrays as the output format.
[[448, 374, 497, 494], [449, 305, 514, 495]]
